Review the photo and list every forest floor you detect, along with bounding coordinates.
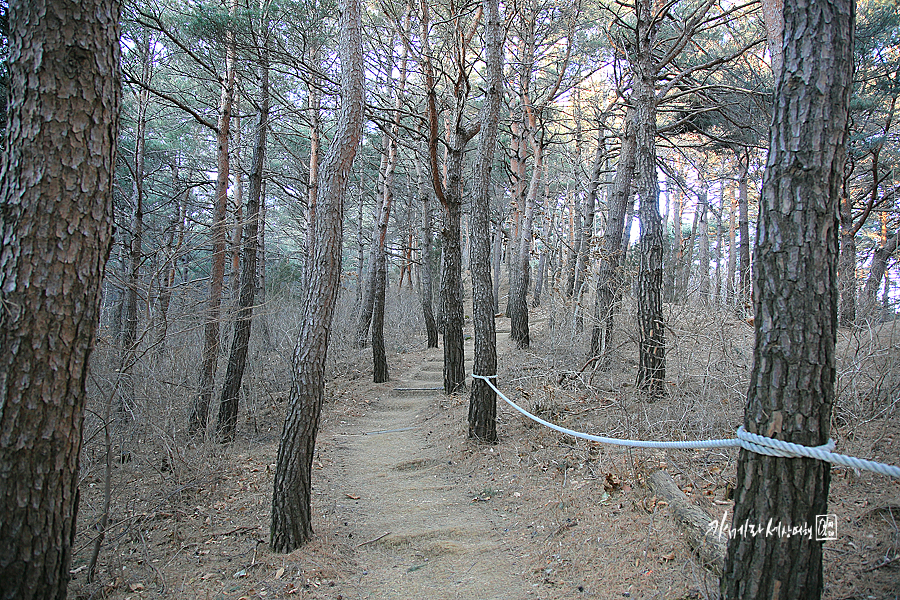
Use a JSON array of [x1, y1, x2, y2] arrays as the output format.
[[71, 305, 900, 600]]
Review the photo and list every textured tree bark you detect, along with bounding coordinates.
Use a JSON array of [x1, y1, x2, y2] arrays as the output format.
[[592, 110, 636, 358], [838, 194, 857, 325], [722, 1, 854, 597], [859, 227, 899, 320], [190, 1, 237, 436], [270, 0, 364, 552], [0, 0, 120, 597], [217, 34, 269, 443], [493, 226, 503, 313], [469, 0, 502, 443], [632, 0, 666, 399], [509, 140, 541, 348]]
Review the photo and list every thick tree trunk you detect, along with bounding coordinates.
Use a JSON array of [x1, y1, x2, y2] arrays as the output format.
[[441, 183, 467, 393], [592, 111, 636, 358], [469, 0, 502, 442], [217, 38, 268, 443], [722, 1, 854, 597], [0, 1, 120, 597], [190, 2, 237, 436], [633, 0, 666, 399], [270, 0, 364, 552]]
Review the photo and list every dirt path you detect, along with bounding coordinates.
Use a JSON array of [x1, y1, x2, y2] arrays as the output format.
[[324, 336, 534, 599]]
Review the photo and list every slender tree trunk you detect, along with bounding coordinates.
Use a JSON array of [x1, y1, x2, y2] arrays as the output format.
[[190, 0, 237, 436], [0, 1, 120, 596], [231, 95, 243, 302], [492, 225, 502, 313], [726, 188, 737, 307], [217, 32, 269, 443], [416, 148, 439, 348], [737, 151, 751, 309], [509, 139, 541, 348], [120, 32, 150, 417], [697, 186, 710, 304], [155, 169, 186, 352], [838, 194, 857, 325], [715, 191, 724, 305], [592, 110, 636, 358], [469, 0, 502, 442], [573, 123, 605, 329], [270, 0, 364, 552], [722, 1, 854, 597]]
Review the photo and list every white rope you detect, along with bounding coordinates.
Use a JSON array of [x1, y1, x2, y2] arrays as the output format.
[[471, 374, 900, 479]]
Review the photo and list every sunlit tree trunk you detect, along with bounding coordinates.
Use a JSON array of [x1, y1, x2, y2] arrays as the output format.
[[190, 0, 237, 436], [0, 0, 120, 596], [722, 1, 854, 597]]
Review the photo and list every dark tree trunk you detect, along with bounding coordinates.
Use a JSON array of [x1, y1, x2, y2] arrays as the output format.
[[155, 165, 186, 353], [592, 110, 636, 358], [270, 0, 364, 552], [532, 251, 547, 308], [509, 141, 541, 349], [217, 37, 268, 443], [190, 5, 237, 436], [722, 1, 854, 597], [416, 149, 439, 348], [492, 225, 502, 313], [633, 0, 666, 399], [441, 189, 467, 393], [0, 1, 120, 597], [469, 0, 502, 443]]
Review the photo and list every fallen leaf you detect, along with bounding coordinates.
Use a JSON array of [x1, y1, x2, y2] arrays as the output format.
[[275, 567, 285, 579], [233, 569, 248, 578], [346, 493, 360, 500]]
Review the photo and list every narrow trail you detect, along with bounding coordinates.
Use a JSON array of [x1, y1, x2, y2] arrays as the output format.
[[324, 332, 534, 599]]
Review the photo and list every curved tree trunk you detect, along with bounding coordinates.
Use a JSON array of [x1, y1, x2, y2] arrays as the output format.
[[270, 0, 364, 552], [217, 33, 269, 443], [0, 1, 120, 596], [469, 0, 502, 442], [722, 0, 854, 597], [592, 110, 636, 358]]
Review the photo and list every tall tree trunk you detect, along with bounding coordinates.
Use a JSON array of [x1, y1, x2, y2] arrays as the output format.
[[120, 31, 151, 417], [509, 139, 541, 348], [715, 190, 724, 305], [469, 0, 502, 442], [633, 0, 666, 399], [0, 1, 120, 596], [722, 1, 854, 597], [190, 0, 237, 436], [416, 147, 439, 348], [492, 225, 502, 313], [217, 30, 269, 443], [270, 0, 364, 551], [355, 157, 385, 349], [592, 110, 636, 358], [373, 13, 409, 383], [230, 94, 243, 302], [573, 123, 605, 329], [726, 188, 737, 306], [155, 166, 186, 352], [697, 186, 710, 304], [737, 150, 751, 309]]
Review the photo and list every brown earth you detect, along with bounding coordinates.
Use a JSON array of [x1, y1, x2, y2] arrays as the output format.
[[71, 308, 900, 600]]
